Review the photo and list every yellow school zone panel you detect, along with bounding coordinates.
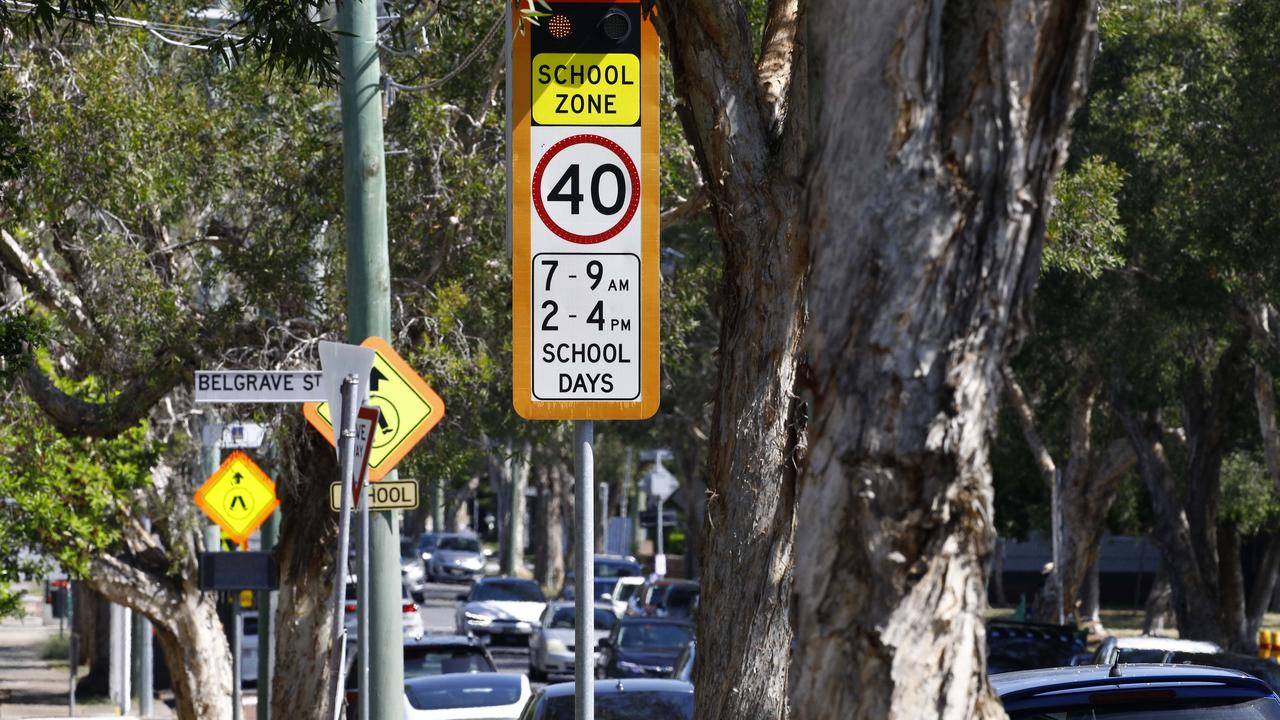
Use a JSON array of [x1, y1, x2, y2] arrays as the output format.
[[302, 337, 445, 481], [533, 53, 640, 126], [194, 451, 278, 547]]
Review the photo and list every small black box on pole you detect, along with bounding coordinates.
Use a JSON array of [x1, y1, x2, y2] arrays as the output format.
[[198, 552, 278, 591]]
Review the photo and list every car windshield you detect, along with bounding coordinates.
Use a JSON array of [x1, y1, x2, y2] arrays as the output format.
[[439, 537, 481, 552], [1008, 697, 1280, 719], [546, 607, 617, 630], [542, 691, 693, 720], [405, 676, 523, 711], [404, 647, 494, 678], [615, 584, 640, 602], [663, 587, 699, 614], [617, 623, 693, 649], [419, 535, 439, 551], [472, 581, 545, 603]]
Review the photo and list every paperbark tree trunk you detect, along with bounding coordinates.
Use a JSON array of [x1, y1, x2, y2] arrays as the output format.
[[271, 426, 342, 720], [652, 1, 808, 716], [533, 463, 566, 595], [1143, 563, 1173, 635], [794, 0, 1097, 716]]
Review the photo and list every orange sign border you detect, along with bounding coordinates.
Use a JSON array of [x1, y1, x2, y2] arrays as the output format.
[[194, 450, 279, 547], [511, 0, 661, 420], [302, 336, 445, 481]]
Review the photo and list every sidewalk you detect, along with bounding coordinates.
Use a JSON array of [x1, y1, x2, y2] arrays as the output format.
[[0, 591, 175, 720]]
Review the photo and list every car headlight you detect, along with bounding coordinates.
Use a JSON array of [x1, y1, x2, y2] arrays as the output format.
[[464, 612, 494, 625], [421, 552, 432, 561], [465, 557, 485, 569], [616, 660, 646, 673], [545, 638, 568, 654]]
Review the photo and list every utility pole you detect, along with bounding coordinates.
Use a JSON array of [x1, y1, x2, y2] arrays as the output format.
[[257, 509, 278, 720], [335, 0, 400, 714], [431, 479, 445, 532]]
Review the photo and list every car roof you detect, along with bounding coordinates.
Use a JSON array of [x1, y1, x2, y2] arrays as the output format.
[[617, 616, 695, 627], [404, 671, 525, 691], [990, 663, 1272, 700], [477, 576, 540, 586], [540, 679, 694, 699], [403, 634, 484, 648]]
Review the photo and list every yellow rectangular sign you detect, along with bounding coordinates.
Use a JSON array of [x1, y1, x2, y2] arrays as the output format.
[[329, 479, 420, 512], [533, 53, 640, 125]]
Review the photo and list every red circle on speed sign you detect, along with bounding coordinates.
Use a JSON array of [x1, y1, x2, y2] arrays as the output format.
[[532, 134, 640, 245]]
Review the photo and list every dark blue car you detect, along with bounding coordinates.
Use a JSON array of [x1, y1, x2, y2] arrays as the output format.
[[993, 663, 1280, 718], [600, 617, 695, 679]]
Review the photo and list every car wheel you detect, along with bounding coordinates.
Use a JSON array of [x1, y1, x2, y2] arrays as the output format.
[[529, 663, 547, 684]]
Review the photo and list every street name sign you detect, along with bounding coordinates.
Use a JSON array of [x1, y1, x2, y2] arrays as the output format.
[[194, 371, 325, 403], [329, 479, 419, 512], [194, 451, 279, 547], [511, 0, 660, 420], [303, 337, 445, 481]]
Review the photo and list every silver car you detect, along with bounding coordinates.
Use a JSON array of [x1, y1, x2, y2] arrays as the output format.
[[427, 534, 487, 583], [528, 601, 617, 682]]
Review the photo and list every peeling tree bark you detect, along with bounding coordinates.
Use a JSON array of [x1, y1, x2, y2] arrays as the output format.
[[794, 0, 1097, 716], [651, 1, 807, 716]]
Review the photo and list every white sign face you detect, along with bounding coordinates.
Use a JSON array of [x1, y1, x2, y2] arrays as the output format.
[[318, 341, 375, 449], [194, 371, 324, 403], [529, 126, 643, 402], [329, 479, 419, 512], [645, 465, 679, 502], [200, 422, 268, 449]]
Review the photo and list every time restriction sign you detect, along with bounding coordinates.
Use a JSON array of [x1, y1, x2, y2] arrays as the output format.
[[511, 0, 660, 420]]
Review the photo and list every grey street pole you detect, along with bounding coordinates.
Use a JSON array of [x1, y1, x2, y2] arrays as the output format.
[[232, 607, 242, 720], [574, 421, 595, 720], [68, 581, 75, 717], [257, 509, 278, 720], [358, 461, 371, 720], [327, 377, 360, 720], [336, 0, 401, 712], [432, 479, 445, 532], [597, 482, 608, 554]]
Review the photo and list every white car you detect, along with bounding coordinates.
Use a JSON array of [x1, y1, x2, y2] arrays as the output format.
[[456, 577, 547, 641], [402, 672, 530, 720], [345, 580, 425, 640], [528, 601, 618, 681], [606, 577, 645, 617]]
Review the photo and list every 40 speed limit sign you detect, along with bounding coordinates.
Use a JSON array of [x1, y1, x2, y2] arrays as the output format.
[[510, 0, 660, 420]]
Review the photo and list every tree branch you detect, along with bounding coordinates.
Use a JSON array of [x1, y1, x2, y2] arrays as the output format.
[[84, 553, 183, 627], [1003, 366, 1057, 489], [0, 228, 94, 336], [660, 185, 710, 231], [20, 353, 193, 439]]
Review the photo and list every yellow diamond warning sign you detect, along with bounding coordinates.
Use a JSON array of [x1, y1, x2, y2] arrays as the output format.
[[533, 53, 639, 126], [302, 337, 445, 481], [194, 451, 278, 547]]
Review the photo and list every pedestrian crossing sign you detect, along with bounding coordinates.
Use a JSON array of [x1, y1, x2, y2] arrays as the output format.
[[194, 451, 279, 547]]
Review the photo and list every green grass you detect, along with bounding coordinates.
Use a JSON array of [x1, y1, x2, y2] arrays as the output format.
[[38, 632, 70, 660]]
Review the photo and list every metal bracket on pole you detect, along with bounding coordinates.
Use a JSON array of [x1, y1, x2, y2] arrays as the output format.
[[574, 420, 595, 720], [327, 375, 360, 720]]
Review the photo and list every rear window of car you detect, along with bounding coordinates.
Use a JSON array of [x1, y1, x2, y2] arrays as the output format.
[[617, 622, 693, 649], [404, 646, 494, 678], [546, 607, 617, 630], [1008, 697, 1280, 719], [541, 691, 692, 720], [405, 675, 522, 710]]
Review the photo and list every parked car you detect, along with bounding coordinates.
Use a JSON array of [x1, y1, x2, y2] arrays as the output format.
[[418, 532, 443, 563], [671, 640, 695, 683], [345, 634, 497, 712], [992, 663, 1280, 718], [403, 672, 531, 720], [985, 619, 1088, 675], [562, 556, 644, 599], [631, 580, 700, 619], [528, 601, 618, 682], [517, 678, 694, 720], [599, 617, 695, 679], [427, 533, 487, 584], [456, 577, 548, 642], [1092, 635, 1224, 665], [401, 544, 428, 601], [607, 577, 645, 617], [344, 578, 425, 640]]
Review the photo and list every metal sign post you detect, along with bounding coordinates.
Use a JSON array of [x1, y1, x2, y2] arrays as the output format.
[[232, 608, 242, 720], [327, 376, 360, 720], [358, 451, 371, 720], [574, 420, 595, 720]]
